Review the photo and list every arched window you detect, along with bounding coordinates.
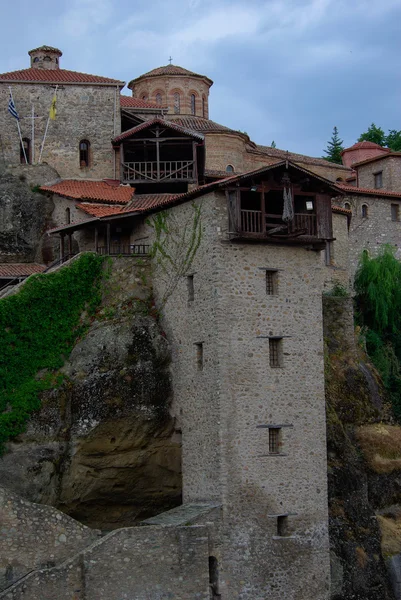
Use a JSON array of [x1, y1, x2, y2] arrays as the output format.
[[174, 92, 180, 114], [344, 202, 351, 210], [156, 93, 162, 106], [79, 140, 90, 168], [43, 56, 51, 62], [361, 204, 368, 218], [226, 165, 234, 173], [33, 57, 39, 63], [190, 94, 196, 115], [65, 208, 71, 224], [336, 177, 344, 182], [20, 138, 30, 164], [142, 94, 148, 101], [202, 96, 206, 118]]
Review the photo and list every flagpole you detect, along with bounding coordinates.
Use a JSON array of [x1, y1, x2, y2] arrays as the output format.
[[31, 104, 35, 164], [9, 86, 27, 164], [39, 85, 58, 163]]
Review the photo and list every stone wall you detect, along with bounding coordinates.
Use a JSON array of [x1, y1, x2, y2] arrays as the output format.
[[0, 524, 211, 600], [0, 83, 120, 180], [145, 191, 331, 599], [322, 212, 350, 291], [356, 156, 401, 191], [0, 485, 99, 591], [340, 193, 401, 278]]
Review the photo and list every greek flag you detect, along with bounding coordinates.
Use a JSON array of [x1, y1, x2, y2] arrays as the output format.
[[8, 93, 19, 120]]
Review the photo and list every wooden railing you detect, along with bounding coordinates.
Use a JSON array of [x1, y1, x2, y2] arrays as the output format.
[[97, 244, 150, 256], [291, 213, 317, 237], [240, 210, 317, 237], [122, 161, 195, 182], [241, 210, 263, 233]]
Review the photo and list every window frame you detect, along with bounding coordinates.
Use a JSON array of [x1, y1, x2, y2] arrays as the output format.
[[361, 204, 368, 219], [391, 204, 400, 222], [269, 337, 283, 368], [374, 171, 383, 189], [79, 139, 90, 168]]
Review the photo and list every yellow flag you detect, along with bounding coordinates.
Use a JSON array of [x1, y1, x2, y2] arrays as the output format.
[[49, 94, 57, 120]]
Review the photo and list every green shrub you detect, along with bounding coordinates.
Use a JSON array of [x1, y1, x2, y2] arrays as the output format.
[[0, 253, 105, 451]]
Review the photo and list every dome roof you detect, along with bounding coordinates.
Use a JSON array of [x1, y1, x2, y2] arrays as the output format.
[[28, 45, 62, 56], [128, 64, 213, 87], [342, 141, 390, 154]]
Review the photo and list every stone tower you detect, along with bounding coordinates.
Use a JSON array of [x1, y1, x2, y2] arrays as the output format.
[[128, 64, 213, 118], [28, 45, 62, 70]]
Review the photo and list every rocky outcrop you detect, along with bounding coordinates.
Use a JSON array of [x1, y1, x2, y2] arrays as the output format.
[[0, 258, 182, 530], [0, 164, 58, 263], [324, 296, 396, 599]]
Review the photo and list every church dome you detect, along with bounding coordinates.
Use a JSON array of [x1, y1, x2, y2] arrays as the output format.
[[127, 63, 213, 118], [28, 45, 62, 70]]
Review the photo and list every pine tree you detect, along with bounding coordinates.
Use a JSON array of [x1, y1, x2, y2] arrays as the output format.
[[323, 126, 344, 164], [358, 123, 386, 146]]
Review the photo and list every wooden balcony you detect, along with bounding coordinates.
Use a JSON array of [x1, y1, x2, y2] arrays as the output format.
[[240, 210, 318, 238], [122, 160, 196, 183], [97, 244, 150, 256]]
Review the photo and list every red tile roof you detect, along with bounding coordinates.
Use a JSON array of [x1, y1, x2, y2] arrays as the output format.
[[336, 183, 401, 198], [112, 117, 204, 144], [41, 180, 134, 203], [129, 65, 213, 87], [123, 194, 178, 212], [77, 203, 127, 217], [120, 95, 165, 109], [351, 152, 401, 168], [255, 145, 351, 171], [0, 68, 124, 85], [169, 115, 240, 135], [0, 263, 46, 278], [332, 205, 352, 215], [342, 141, 390, 153]]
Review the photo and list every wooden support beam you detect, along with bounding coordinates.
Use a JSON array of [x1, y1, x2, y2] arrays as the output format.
[[60, 235, 65, 261], [94, 227, 98, 253], [106, 223, 111, 255]]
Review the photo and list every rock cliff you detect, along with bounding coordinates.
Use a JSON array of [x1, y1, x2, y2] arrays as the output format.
[[0, 257, 181, 530]]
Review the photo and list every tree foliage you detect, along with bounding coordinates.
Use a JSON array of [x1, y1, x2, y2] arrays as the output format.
[[0, 253, 105, 451], [323, 126, 344, 164], [354, 245, 401, 419], [358, 123, 401, 151]]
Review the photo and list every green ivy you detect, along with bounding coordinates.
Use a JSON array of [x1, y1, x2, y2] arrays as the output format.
[[355, 245, 401, 419], [0, 253, 105, 451]]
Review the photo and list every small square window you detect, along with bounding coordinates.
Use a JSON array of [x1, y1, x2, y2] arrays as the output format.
[[277, 515, 288, 537], [391, 204, 400, 222], [374, 171, 383, 189], [269, 428, 281, 454], [187, 275, 194, 302], [195, 342, 203, 371], [269, 338, 283, 368], [266, 270, 278, 295]]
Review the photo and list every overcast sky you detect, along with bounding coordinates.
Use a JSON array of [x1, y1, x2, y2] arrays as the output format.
[[1, 0, 400, 157]]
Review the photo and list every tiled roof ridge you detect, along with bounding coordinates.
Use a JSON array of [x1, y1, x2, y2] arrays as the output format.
[[332, 205, 352, 215], [0, 67, 124, 85], [253, 145, 351, 170], [169, 115, 246, 137], [350, 152, 401, 168], [129, 65, 213, 86], [336, 183, 401, 198], [40, 179, 134, 203], [0, 263, 46, 277], [120, 95, 166, 109], [112, 117, 205, 144]]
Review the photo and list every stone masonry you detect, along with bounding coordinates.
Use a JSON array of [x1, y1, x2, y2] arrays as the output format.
[[140, 190, 330, 599]]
